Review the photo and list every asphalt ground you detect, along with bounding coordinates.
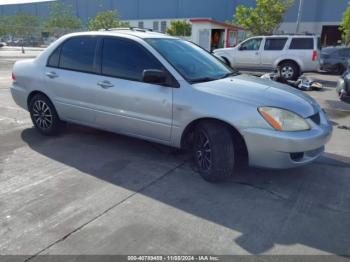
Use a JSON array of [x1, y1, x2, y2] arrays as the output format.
[[0, 48, 350, 258]]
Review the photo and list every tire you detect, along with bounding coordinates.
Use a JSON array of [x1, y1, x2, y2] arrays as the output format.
[[334, 64, 345, 75], [193, 121, 235, 182], [279, 61, 299, 80], [29, 93, 64, 136]]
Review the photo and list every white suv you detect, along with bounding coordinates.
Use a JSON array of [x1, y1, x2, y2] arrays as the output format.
[[213, 35, 320, 80]]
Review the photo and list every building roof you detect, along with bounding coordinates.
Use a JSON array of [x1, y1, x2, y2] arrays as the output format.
[[190, 18, 244, 30]]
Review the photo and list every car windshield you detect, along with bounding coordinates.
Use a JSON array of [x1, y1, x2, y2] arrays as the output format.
[[145, 38, 237, 83]]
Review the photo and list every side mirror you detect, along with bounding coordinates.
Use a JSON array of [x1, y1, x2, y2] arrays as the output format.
[[239, 45, 246, 51], [142, 69, 167, 85]]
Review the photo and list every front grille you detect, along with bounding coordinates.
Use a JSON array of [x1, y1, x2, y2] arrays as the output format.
[[309, 112, 320, 125]]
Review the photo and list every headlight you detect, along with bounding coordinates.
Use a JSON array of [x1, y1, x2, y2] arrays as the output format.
[[258, 107, 310, 131]]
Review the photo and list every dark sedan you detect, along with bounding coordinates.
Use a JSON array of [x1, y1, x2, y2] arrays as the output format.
[[320, 47, 350, 75]]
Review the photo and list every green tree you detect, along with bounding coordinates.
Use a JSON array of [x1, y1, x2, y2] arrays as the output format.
[[88, 10, 129, 31], [9, 13, 39, 38], [234, 0, 294, 35], [340, 3, 350, 45], [0, 16, 11, 37], [43, 2, 82, 34], [166, 20, 192, 36]]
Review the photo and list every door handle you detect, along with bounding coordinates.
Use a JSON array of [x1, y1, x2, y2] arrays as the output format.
[[255, 52, 259, 55], [46, 71, 58, 79], [97, 80, 114, 89]]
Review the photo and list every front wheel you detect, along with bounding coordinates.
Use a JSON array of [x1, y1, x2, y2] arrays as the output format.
[[29, 94, 64, 136], [193, 122, 235, 182]]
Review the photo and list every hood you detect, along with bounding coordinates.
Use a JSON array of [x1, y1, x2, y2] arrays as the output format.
[[193, 74, 320, 118]]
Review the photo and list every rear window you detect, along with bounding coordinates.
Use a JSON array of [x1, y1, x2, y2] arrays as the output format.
[[59, 36, 98, 73], [289, 38, 314, 50], [264, 38, 287, 50]]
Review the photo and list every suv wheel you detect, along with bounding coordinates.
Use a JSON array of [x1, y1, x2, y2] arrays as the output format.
[[29, 94, 64, 136], [193, 121, 235, 182], [280, 62, 299, 80]]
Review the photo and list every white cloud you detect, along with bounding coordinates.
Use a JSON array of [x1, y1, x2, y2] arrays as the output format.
[[0, 0, 56, 5]]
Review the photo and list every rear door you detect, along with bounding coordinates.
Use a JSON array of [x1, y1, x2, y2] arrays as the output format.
[[260, 37, 288, 69], [45, 36, 100, 125], [234, 37, 263, 69], [93, 37, 174, 142]]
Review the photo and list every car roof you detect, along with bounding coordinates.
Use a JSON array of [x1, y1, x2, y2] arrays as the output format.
[[62, 29, 178, 40]]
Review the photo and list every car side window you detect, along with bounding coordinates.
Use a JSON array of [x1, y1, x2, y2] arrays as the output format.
[[59, 36, 98, 73], [289, 38, 313, 50], [239, 38, 262, 51], [264, 38, 287, 51], [101, 37, 163, 82], [47, 46, 61, 68]]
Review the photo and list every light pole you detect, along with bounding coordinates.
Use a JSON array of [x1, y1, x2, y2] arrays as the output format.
[[295, 0, 304, 34]]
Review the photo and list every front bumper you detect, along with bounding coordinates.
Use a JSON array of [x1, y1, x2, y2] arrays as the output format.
[[241, 110, 332, 169]]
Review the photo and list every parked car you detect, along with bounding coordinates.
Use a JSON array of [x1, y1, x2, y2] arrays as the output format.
[[320, 47, 350, 75], [336, 61, 350, 99], [213, 35, 320, 80], [11, 30, 332, 182], [0, 42, 6, 47]]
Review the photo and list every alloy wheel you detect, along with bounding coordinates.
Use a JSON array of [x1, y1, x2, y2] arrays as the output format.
[[281, 66, 294, 79], [32, 100, 53, 130], [195, 130, 212, 171]]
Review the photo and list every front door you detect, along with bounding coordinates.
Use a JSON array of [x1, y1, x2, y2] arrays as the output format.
[[93, 37, 173, 142], [234, 37, 263, 69]]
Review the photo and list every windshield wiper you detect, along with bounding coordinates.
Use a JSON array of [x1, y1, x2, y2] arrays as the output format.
[[190, 77, 218, 84]]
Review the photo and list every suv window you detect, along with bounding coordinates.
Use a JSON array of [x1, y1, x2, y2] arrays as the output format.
[[59, 36, 98, 73], [264, 38, 287, 50], [240, 38, 262, 51], [101, 37, 163, 81], [289, 38, 314, 50]]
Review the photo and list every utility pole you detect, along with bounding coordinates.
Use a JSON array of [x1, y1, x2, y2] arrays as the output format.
[[295, 0, 304, 34]]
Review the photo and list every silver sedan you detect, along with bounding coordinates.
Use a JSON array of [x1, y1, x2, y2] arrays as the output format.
[[10, 30, 332, 182]]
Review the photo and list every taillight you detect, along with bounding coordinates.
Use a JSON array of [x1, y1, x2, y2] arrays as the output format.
[[312, 50, 318, 61], [12, 72, 16, 81]]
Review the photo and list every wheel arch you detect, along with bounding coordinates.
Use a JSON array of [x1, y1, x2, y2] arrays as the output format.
[[27, 90, 51, 109], [277, 59, 301, 72], [180, 117, 249, 166], [27, 91, 61, 120]]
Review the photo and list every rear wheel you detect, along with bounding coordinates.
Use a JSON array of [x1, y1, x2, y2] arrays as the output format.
[[193, 121, 235, 182], [29, 94, 64, 136], [280, 61, 299, 80]]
